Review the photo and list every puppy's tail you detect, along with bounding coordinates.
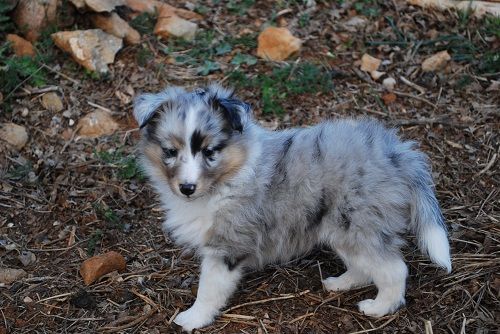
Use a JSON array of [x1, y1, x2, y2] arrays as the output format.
[[409, 157, 452, 273]]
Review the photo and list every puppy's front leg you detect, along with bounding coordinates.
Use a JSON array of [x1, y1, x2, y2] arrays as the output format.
[[174, 255, 242, 332]]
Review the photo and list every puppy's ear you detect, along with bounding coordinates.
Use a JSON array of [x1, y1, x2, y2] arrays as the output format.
[[133, 87, 185, 128], [217, 98, 251, 133], [205, 84, 251, 133]]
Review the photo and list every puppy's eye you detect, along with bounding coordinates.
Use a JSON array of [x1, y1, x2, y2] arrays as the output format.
[[163, 148, 178, 158], [202, 148, 214, 158]]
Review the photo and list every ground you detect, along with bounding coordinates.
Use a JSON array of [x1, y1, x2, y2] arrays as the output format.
[[0, 0, 499, 333]]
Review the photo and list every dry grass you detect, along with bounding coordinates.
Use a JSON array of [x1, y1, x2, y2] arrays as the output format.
[[1, 0, 499, 333]]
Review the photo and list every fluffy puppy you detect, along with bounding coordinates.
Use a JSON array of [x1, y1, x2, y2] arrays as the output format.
[[133, 84, 451, 332]]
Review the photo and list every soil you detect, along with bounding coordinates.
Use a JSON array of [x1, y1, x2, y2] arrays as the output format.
[[1, 0, 499, 333]]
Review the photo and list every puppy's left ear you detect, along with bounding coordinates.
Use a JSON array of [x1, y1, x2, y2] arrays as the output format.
[[133, 93, 163, 128], [217, 98, 251, 133], [133, 87, 185, 128]]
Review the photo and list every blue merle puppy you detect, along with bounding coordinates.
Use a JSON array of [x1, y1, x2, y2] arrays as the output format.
[[133, 84, 451, 332]]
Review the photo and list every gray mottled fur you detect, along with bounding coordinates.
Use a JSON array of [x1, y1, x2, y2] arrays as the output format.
[[134, 85, 451, 330]]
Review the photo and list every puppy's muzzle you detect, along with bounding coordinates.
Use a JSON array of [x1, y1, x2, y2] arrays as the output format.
[[179, 183, 196, 196]]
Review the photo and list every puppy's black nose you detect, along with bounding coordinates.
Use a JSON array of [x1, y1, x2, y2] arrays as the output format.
[[179, 183, 196, 196]]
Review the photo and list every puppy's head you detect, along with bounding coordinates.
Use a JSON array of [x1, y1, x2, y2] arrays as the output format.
[[134, 84, 251, 200]]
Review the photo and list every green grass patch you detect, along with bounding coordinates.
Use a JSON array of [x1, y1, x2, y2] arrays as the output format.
[[365, 16, 500, 76], [129, 11, 157, 35], [231, 53, 257, 66], [353, 0, 381, 17], [0, 26, 58, 101], [5, 160, 33, 181], [0, 1, 16, 34], [227, 0, 255, 15], [136, 44, 154, 67], [225, 33, 258, 50], [230, 62, 333, 114], [94, 149, 144, 181], [86, 229, 103, 256]]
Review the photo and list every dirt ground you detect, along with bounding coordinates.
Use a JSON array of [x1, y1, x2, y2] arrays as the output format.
[[1, 0, 499, 333]]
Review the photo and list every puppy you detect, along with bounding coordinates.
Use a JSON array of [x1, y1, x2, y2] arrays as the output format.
[[133, 84, 451, 332]]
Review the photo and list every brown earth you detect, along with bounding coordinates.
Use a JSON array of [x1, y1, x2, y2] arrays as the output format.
[[0, 0, 498, 333]]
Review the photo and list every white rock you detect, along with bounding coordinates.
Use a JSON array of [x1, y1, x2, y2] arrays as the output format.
[[19, 251, 37, 266], [70, 0, 125, 12], [77, 110, 119, 138], [0, 268, 27, 284], [51, 29, 123, 73], [90, 12, 141, 45], [370, 70, 386, 80], [383, 77, 397, 91], [41, 92, 64, 112], [0, 123, 29, 150], [154, 6, 198, 41]]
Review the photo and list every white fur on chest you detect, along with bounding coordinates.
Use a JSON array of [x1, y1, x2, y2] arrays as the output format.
[[159, 188, 231, 249]]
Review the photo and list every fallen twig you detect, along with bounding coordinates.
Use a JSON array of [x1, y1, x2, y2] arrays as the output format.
[[222, 290, 310, 314], [99, 309, 156, 333], [348, 315, 398, 334], [400, 76, 426, 94], [41, 63, 80, 86], [393, 91, 436, 108]]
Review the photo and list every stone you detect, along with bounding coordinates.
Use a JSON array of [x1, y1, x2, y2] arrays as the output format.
[[344, 16, 368, 31], [383, 77, 397, 91], [70, 0, 125, 12], [154, 6, 198, 41], [91, 13, 141, 45], [41, 92, 64, 112], [18, 251, 36, 266], [51, 29, 123, 73], [407, 0, 500, 18], [257, 27, 302, 61], [69, 0, 86, 10], [125, 0, 202, 20], [173, 7, 203, 21], [6, 34, 36, 57], [370, 70, 386, 80], [421, 50, 451, 72], [0, 123, 29, 150], [13, 0, 58, 41], [486, 80, 499, 92], [0, 268, 27, 284], [77, 110, 119, 138], [124, 0, 158, 13], [80, 251, 126, 285], [360, 53, 381, 73]]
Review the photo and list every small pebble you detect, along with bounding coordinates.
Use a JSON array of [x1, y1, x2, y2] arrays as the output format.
[[383, 77, 397, 91]]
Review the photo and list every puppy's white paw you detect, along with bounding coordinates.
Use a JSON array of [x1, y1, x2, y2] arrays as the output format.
[[358, 299, 385, 317], [173, 306, 215, 332], [358, 298, 403, 317], [322, 277, 350, 292]]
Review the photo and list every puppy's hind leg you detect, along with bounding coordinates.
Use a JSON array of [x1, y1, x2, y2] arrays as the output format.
[[357, 256, 407, 317]]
